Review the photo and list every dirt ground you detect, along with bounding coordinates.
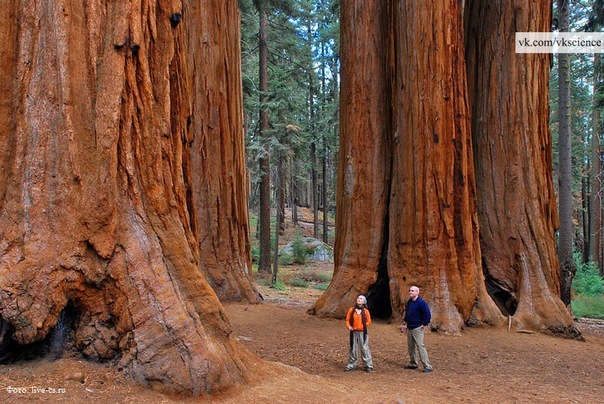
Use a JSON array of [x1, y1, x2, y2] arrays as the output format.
[[1, 283, 603, 403]]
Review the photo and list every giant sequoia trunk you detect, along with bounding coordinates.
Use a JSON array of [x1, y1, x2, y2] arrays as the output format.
[[187, 1, 260, 303], [312, 0, 576, 337], [310, 0, 502, 333], [465, 0, 577, 336], [0, 0, 259, 395], [387, 0, 502, 332], [310, 0, 392, 318]]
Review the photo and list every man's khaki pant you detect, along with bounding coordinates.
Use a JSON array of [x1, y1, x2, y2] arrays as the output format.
[[407, 326, 432, 370]]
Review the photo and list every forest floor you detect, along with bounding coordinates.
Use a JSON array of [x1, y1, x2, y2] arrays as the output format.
[[1, 210, 604, 403], [1, 264, 603, 403]]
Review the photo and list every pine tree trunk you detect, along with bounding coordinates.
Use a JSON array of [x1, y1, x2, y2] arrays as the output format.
[[591, 54, 603, 274], [312, 142, 319, 239], [292, 158, 299, 225], [323, 150, 329, 243], [272, 158, 282, 285], [0, 0, 258, 394], [582, 177, 590, 263], [557, 0, 577, 306], [258, 6, 271, 274], [188, 1, 259, 303]]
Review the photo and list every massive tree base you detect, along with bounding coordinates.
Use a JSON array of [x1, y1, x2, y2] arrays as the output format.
[[0, 0, 259, 395]]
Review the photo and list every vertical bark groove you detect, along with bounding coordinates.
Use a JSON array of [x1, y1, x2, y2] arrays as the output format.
[[465, 0, 578, 336], [309, 0, 392, 318], [187, 1, 259, 303], [0, 0, 260, 395]]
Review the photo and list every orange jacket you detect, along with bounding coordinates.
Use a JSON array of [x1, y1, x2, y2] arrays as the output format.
[[346, 307, 371, 331]]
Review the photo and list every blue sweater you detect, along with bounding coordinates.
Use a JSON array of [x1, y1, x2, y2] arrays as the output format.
[[404, 297, 431, 330]]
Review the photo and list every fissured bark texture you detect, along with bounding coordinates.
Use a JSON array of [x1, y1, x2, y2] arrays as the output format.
[[312, 0, 502, 333], [386, 0, 502, 333], [186, 1, 260, 303], [0, 0, 259, 395], [310, 0, 392, 318], [465, 0, 578, 336], [313, 0, 574, 337]]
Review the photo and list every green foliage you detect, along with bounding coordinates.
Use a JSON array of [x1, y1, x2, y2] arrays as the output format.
[[251, 245, 260, 263], [270, 280, 287, 291], [302, 269, 332, 283], [572, 255, 604, 297], [241, 0, 340, 214], [571, 253, 604, 319], [278, 265, 332, 290], [279, 253, 295, 265], [249, 213, 259, 228], [287, 277, 309, 288], [571, 296, 604, 319], [312, 283, 329, 291], [290, 233, 308, 264]]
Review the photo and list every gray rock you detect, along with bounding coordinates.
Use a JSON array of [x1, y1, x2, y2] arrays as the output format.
[[280, 237, 333, 262]]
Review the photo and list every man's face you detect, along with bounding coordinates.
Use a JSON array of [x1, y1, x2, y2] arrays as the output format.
[[409, 287, 420, 300], [356, 297, 365, 306]]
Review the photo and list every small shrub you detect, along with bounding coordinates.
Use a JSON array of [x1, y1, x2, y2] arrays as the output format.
[[288, 277, 309, 288], [251, 246, 260, 263], [270, 280, 287, 291], [572, 254, 604, 297], [299, 269, 332, 283], [279, 254, 295, 265], [249, 214, 259, 228], [571, 296, 604, 319], [291, 234, 307, 264], [312, 283, 329, 291], [254, 272, 272, 286]]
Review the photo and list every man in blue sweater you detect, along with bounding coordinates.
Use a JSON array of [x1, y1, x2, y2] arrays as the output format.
[[400, 285, 433, 373]]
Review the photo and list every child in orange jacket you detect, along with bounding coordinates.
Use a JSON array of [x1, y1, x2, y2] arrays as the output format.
[[344, 295, 374, 372]]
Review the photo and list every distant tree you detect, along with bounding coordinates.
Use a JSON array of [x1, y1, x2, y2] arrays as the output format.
[[241, 0, 339, 242], [590, 53, 602, 274], [557, 0, 578, 306], [589, 0, 604, 276], [257, 0, 272, 274]]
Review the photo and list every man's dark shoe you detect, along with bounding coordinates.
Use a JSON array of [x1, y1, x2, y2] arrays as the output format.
[[344, 367, 354, 372], [423, 368, 433, 373], [404, 365, 418, 369], [365, 368, 373, 373]]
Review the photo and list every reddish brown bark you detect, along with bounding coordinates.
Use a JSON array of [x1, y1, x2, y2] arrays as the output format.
[[311, 0, 502, 334], [465, 0, 577, 335], [187, 1, 260, 303], [310, 0, 392, 317], [387, 0, 502, 332], [0, 0, 259, 395]]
